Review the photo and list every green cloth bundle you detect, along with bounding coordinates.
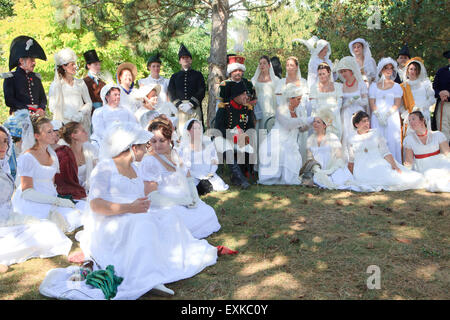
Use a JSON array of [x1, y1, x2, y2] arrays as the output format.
[[85, 265, 123, 300]]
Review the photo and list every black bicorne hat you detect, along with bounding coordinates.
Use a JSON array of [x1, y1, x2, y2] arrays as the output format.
[[9, 35, 47, 70], [178, 43, 192, 59], [230, 81, 247, 100], [84, 49, 101, 68], [398, 43, 411, 59]]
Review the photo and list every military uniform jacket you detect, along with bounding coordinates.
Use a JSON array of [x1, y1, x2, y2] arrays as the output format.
[[168, 68, 206, 110], [215, 100, 255, 138], [217, 77, 256, 105], [3, 67, 47, 114]]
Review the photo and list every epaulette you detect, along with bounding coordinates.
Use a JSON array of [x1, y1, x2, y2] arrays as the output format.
[[218, 102, 229, 109], [0, 72, 13, 79], [245, 104, 254, 111], [34, 73, 42, 80], [219, 80, 227, 87]]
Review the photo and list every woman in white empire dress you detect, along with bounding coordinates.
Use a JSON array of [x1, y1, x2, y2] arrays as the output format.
[[116, 62, 141, 114], [258, 83, 312, 185], [347, 111, 425, 192], [306, 109, 359, 191], [140, 119, 221, 239], [251, 55, 280, 134], [298, 36, 336, 90], [40, 122, 218, 300], [0, 125, 72, 269], [309, 62, 343, 140], [179, 119, 228, 194], [11, 115, 85, 233], [91, 84, 138, 148], [48, 48, 93, 134], [399, 57, 436, 136], [348, 38, 377, 86], [403, 111, 450, 192], [369, 57, 404, 163], [335, 56, 369, 148]]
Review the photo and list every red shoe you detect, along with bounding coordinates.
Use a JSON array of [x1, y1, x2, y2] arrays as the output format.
[[217, 246, 238, 256]]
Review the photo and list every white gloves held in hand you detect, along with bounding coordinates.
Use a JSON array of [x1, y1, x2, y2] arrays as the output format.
[[179, 102, 194, 114]]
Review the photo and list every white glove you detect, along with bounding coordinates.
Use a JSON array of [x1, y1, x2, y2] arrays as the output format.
[[374, 110, 387, 127], [148, 190, 193, 208], [21, 188, 76, 208], [179, 103, 193, 114], [311, 164, 321, 173], [401, 110, 410, 121], [187, 177, 200, 209]]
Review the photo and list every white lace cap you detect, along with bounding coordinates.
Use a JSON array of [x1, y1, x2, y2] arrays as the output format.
[[403, 58, 428, 82], [284, 82, 306, 98], [335, 56, 364, 84], [0, 125, 13, 170], [376, 57, 398, 82], [54, 48, 77, 66], [99, 122, 153, 159], [100, 83, 121, 105]]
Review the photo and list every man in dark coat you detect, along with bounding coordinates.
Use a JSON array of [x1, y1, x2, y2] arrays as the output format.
[[395, 43, 411, 84], [432, 50, 450, 142], [83, 49, 106, 114], [217, 54, 257, 110], [2, 36, 47, 115], [168, 44, 206, 132], [214, 81, 256, 189]]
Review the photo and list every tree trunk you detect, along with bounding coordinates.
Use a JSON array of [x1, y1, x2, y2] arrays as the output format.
[[206, 0, 229, 128]]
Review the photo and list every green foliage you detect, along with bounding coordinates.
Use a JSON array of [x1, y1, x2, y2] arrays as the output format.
[[0, 0, 14, 19]]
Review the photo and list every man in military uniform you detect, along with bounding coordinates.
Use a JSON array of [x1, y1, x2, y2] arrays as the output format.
[[2, 35, 47, 115], [214, 81, 256, 189], [168, 44, 206, 132], [83, 49, 106, 114], [217, 54, 257, 110]]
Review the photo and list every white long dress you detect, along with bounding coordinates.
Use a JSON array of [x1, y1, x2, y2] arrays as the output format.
[[91, 104, 138, 148], [49, 79, 92, 133], [348, 129, 425, 191], [0, 161, 72, 266], [258, 100, 310, 185], [369, 83, 403, 163], [341, 81, 368, 146], [253, 81, 278, 131], [400, 78, 436, 131], [11, 149, 85, 232], [139, 154, 221, 239], [310, 83, 344, 139], [307, 132, 359, 191], [40, 158, 217, 300], [179, 140, 229, 192], [404, 131, 450, 192], [119, 86, 141, 114]]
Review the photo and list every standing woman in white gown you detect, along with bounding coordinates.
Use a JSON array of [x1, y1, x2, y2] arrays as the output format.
[[49, 48, 92, 134], [348, 38, 377, 86], [275, 57, 308, 106], [47, 122, 217, 300], [369, 58, 403, 163], [399, 57, 436, 136], [299, 36, 336, 91], [347, 111, 425, 192], [335, 56, 369, 146], [140, 120, 221, 239], [403, 111, 450, 192], [116, 62, 140, 114], [309, 62, 343, 140], [0, 125, 72, 269], [11, 115, 85, 233], [251, 55, 280, 133], [258, 83, 312, 185]]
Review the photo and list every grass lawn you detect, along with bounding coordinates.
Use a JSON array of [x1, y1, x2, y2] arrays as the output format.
[[1, 181, 449, 300]]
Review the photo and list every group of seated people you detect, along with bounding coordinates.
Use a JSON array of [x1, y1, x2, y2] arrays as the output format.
[[1, 35, 449, 300]]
